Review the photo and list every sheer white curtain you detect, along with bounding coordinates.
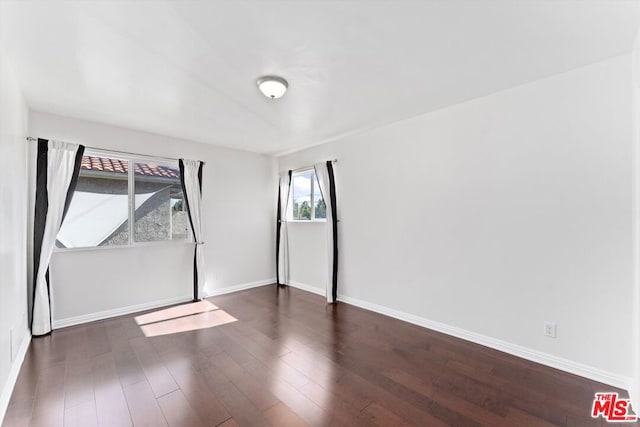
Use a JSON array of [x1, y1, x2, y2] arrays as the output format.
[[33, 141, 83, 335], [180, 159, 206, 300], [277, 172, 291, 285], [314, 161, 338, 303]]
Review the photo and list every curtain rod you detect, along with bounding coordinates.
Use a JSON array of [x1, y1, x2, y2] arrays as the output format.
[[26, 136, 206, 165], [290, 159, 338, 174]]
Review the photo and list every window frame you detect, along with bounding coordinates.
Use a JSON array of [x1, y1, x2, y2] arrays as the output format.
[[54, 148, 192, 252], [288, 168, 326, 223]]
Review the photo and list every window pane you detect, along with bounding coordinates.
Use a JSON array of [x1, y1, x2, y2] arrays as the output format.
[[134, 161, 187, 242], [56, 154, 130, 248], [292, 171, 312, 220], [314, 174, 326, 219]]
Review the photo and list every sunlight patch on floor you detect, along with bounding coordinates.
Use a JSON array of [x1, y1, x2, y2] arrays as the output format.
[[135, 300, 219, 325], [135, 300, 237, 337]]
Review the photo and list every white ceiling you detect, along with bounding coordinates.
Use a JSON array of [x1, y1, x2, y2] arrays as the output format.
[[1, 1, 639, 155]]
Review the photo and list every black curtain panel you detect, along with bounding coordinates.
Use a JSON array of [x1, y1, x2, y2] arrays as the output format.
[[32, 140, 49, 330], [313, 161, 339, 303], [326, 161, 338, 302], [32, 139, 84, 336], [276, 170, 292, 286], [179, 159, 205, 301]]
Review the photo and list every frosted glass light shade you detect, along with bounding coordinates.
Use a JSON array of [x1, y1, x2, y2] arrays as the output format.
[[257, 76, 288, 99]]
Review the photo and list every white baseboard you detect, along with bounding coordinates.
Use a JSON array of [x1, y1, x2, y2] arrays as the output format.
[[204, 278, 275, 297], [289, 281, 631, 391], [53, 295, 193, 329], [288, 280, 325, 296], [0, 333, 31, 425], [53, 278, 276, 329]]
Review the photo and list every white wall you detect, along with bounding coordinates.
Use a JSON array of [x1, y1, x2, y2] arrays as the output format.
[[279, 54, 635, 387], [30, 112, 277, 324], [288, 222, 327, 289], [0, 48, 30, 421], [632, 29, 640, 407]]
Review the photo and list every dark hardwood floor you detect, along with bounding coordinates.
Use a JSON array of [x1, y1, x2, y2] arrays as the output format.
[[2, 285, 635, 426]]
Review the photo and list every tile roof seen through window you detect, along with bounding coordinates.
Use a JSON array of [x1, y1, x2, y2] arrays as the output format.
[[81, 155, 179, 179]]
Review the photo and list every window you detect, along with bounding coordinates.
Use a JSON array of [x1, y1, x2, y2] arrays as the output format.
[[56, 150, 190, 249], [290, 169, 326, 221], [133, 161, 188, 242]]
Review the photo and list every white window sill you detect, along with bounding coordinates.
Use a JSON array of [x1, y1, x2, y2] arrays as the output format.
[[287, 219, 327, 223], [53, 240, 193, 253]]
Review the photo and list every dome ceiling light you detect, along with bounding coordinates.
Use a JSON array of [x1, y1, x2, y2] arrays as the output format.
[[257, 76, 288, 99]]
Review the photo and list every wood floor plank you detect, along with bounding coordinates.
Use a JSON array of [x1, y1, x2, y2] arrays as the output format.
[[430, 389, 511, 427], [382, 368, 435, 399], [122, 380, 167, 427], [112, 346, 147, 388], [169, 364, 231, 426], [215, 418, 239, 427], [91, 353, 133, 427], [505, 406, 564, 427], [566, 413, 603, 427], [204, 379, 271, 426], [1, 398, 33, 427], [64, 359, 94, 409], [157, 389, 205, 427], [29, 362, 66, 427], [263, 401, 308, 427], [129, 337, 179, 398], [266, 379, 327, 426], [296, 379, 372, 426], [361, 402, 411, 427], [64, 328, 90, 363], [86, 325, 111, 357], [63, 399, 98, 427], [7, 363, 38, 407], [280, 349, 343, 389], [241, 357, 310, 390], [232, 372, 280, 411]]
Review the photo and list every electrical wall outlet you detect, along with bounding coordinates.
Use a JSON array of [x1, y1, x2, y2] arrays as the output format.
[[544, 321, 557, 338]]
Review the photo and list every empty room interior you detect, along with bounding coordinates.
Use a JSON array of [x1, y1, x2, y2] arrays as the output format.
[[2, 0, 640, 426]]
